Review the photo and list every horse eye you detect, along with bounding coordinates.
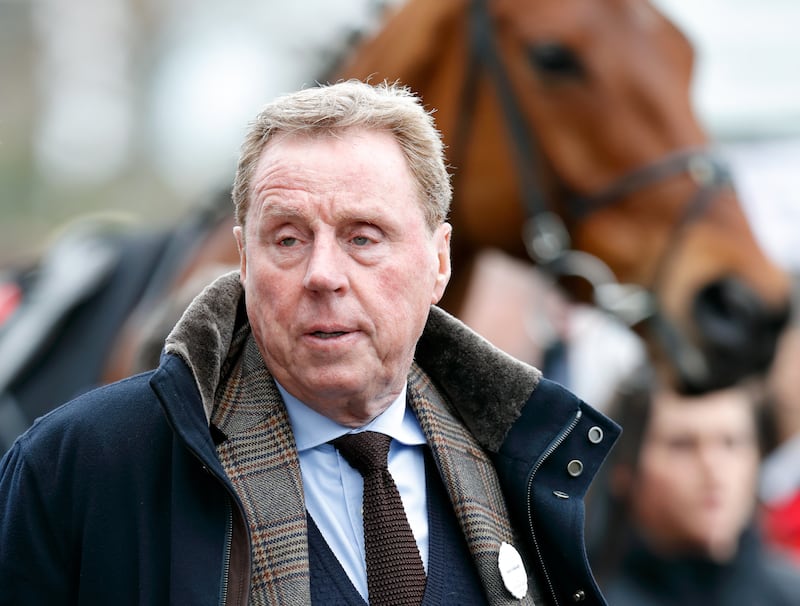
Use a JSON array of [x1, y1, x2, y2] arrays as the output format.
[[528, 42, 585, 79]]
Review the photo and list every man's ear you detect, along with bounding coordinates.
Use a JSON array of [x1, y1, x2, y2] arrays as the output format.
[[431, 222, 452, 305], [233, 225, 247, 282]]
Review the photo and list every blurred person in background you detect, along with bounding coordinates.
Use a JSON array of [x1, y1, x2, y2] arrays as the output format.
[[590, 366, 800, 606]]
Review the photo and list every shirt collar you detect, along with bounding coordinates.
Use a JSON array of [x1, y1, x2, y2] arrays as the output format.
[[278, 381, 426, 453]]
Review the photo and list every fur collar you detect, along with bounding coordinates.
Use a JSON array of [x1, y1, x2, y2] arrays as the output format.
[[164, 271, 541, 453]]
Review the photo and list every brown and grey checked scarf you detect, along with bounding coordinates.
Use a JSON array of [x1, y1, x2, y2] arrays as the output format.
[[406, 364, 545, 606], [210, 328, 543, 605], [212, 331, 311, 605]]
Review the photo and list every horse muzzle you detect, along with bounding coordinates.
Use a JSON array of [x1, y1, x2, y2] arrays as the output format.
[[649, 275, 792, 394]]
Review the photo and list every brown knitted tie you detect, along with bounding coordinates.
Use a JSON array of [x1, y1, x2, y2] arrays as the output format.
[[332, 431, 426, 606]]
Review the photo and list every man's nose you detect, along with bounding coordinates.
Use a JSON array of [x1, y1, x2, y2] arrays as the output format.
[[303, 237, 349, 292]]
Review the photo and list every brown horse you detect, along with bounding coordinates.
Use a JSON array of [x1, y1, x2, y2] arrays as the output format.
[[333, 0, 793, 393]]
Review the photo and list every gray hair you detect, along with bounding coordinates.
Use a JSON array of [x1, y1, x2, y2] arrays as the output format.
[[231, 79, 451, 232]]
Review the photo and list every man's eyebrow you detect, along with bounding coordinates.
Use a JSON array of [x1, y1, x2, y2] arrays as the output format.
[[338, 211, 384, 225], [258, 204, 307, 222]]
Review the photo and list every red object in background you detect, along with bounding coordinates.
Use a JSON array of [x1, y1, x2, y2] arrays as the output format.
[[0, 281, 22, 327], [762, 490, 800, 564]]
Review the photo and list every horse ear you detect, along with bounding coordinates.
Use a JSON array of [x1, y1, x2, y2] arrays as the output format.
[[334, 0, 463, 87]]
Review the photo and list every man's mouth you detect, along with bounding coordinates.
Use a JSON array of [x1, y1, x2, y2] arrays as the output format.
[[312, 331, 348, 339]]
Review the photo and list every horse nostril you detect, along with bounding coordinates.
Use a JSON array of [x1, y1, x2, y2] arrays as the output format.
[[691, 277, 790, 384], [693, 278, 764, 347]]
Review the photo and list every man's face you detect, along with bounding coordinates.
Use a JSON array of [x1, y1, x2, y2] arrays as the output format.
[[630, 388, 759, 560], [234, 128, 451, 426]]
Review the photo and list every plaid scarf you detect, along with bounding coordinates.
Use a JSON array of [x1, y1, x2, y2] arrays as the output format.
[[211, 329, 542, 605]]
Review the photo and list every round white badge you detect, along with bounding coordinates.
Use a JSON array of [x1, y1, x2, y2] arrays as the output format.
[[498, 541, 528, 600]]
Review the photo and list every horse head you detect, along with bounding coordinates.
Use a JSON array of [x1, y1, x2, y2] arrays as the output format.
[[335, 0, 793, 393]]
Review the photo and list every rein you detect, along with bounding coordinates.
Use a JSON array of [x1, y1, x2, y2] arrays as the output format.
[[458, 0, 733, 329]]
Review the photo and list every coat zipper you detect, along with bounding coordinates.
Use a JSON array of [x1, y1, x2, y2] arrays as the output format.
[[182, 447, 242, 606], [219, 500, 233, 606], [526, 408, 582, 605], [157, 381, 249, 606]]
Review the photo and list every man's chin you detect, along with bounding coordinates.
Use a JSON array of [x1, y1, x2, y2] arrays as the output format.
[[287, 377, 392, 421]]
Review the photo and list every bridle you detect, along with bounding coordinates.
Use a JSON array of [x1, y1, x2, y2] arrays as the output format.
[[456, 0, 733, 335]]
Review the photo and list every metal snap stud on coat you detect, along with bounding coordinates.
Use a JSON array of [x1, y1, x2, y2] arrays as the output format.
[[588, 426, 603, 444], [567, 459, 584, 477]]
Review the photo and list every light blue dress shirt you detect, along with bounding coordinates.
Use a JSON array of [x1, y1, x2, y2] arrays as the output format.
[[278, 382, 429, 602]]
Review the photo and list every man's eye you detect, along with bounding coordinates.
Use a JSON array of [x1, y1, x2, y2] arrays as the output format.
[[352, 236, 371, 246], [279, 237, 299, 247]]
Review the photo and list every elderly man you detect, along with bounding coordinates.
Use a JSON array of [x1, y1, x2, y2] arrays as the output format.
[[0, 80, 618, 605]]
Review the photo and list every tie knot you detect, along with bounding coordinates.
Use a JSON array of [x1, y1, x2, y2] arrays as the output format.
[[332, 431, 392, 476]]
